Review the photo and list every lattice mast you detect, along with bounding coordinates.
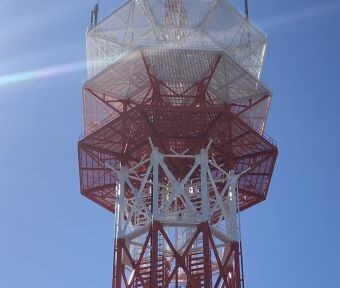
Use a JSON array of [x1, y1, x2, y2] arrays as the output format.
[[78, 0, 278, 287]]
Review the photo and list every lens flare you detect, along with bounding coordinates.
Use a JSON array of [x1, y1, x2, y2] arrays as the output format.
[[0, 61, 86, 86]]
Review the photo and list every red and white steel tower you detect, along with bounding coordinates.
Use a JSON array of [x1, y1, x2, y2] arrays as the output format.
[[78, 0, 278, 287]]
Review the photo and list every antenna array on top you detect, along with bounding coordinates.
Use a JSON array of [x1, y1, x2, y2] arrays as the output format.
[[90, 3, 99, 27]]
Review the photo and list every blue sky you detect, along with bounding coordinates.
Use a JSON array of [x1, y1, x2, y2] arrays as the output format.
[[0, 0, 340, 287]]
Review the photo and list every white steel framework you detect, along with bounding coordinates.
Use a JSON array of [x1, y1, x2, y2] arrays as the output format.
[[110, 140, 244, 244]]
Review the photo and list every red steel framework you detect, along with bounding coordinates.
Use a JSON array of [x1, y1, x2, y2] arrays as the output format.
[[78, 1, 278, 287]]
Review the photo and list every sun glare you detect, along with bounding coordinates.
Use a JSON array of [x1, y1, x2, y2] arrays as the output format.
[[0, 61, 86, 86]]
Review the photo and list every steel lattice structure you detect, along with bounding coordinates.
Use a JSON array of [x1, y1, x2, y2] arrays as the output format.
[[78, 0, 278, 287]]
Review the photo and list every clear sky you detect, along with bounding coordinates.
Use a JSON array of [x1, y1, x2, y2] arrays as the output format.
[[0, 0, 339, 287]]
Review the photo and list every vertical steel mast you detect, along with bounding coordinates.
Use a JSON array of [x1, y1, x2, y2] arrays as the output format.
[[78, 0, 278, 287]]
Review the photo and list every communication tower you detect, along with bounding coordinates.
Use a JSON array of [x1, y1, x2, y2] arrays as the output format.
[[78, 0, 278, 287]]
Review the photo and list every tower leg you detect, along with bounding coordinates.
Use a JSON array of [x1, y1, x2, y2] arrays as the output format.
[[202, 222, 212, 288], [151, 220, 159, 288], [113, 238, 124, 288]]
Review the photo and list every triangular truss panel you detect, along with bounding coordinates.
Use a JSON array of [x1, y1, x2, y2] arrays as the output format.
[[84, 50, 151, 99], [202, 0, 266, 78], [82, 88, 117, 135], [208, 54, 269, 103]]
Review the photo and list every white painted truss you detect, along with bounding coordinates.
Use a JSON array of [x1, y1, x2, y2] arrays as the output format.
[[109, 141, 248, 243]]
